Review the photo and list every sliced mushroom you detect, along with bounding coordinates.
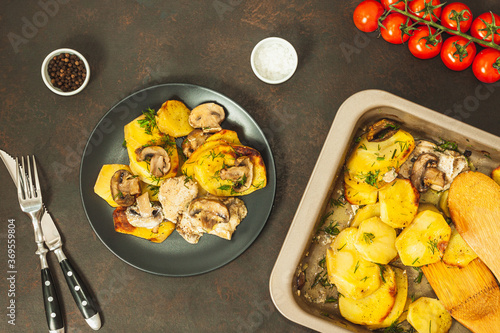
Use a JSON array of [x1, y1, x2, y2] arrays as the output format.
[[209, 197, 248, 240], [110, 169, 141, 206], [188, 103, 225, 133], [182, 129, 212, 158], [367, 119, 399, 142], [410, 153, 446, 192], [135, 146, 171, 178], [125, 192, 164, 231], [188, 198, 229, 230], [219, 156, 253, 192]]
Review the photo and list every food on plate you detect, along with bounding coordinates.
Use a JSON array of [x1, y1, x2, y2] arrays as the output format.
[[94, 100, 267, 244], [395, 210, 451, 266], [296, 118, 493, 331], [407, 297, 452, 333], [493, 165, 500, 185]]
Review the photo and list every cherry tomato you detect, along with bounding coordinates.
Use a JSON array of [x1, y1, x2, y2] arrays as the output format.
[[380, 13, 413, 44], [472, 48, 500, 83], [471, 12, 500, 46], [408, 26, 443, 59], [353, 0, 385, 33], [440, 36, 477, 71], [381, 0, 405, 11], [441, 2, 473, 33], [409, 0, 442, 24]]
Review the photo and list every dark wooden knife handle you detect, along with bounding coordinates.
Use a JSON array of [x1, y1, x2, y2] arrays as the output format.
[[59, 259, 98, 319], [41, 268, 64, 331]]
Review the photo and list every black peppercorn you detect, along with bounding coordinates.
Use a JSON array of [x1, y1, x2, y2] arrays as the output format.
[[47, 52, 87, 92]]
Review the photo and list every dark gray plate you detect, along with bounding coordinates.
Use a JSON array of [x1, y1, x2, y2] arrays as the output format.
[[79, 83, 276, 276]]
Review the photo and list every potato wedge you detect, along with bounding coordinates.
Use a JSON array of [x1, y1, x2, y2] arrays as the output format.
[[113, 207, 175, 243], [94, 164, 132, 207], [442, 225, 478, 268], [354, 217, 398, 265], [395, 210, 451, 266], [367, 267, 408, 329], [407, 297, 452, 333], [492, 165, 500, 186], [351, 202, 380, 228], [344, 129, 414, 192], [379, 179, 420, 228], [339, 265, 397, 326], [156, 100, 194, 138], [344, 182, 378, 206], [326, 228, 381, 300]]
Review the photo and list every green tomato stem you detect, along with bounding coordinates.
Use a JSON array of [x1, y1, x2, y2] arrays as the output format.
[[389, 6, 500, 52]]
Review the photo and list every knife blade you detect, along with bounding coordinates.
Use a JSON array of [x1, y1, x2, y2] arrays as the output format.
[[1, 149, 101, 330]]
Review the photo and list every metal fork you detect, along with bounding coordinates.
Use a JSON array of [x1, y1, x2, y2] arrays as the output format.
[[17, 156, 64, 333]]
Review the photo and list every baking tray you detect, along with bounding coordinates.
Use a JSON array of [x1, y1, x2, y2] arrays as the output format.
[[269, 89, 500, 332]]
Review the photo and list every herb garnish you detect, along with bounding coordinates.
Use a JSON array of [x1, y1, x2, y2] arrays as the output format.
[[137, 108, 157, 135]]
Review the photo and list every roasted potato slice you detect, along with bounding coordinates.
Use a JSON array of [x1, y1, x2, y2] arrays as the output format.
[[367, 267, 408, 329], [344, 129, 414, 192], [492, 165, 500, 186], [156, 100, 194, 138], [351, 202, 380, 228], [206, 129, 241, 145], [395, 210, 451, 266], [442, 225, 478, 268], [326, 228, 381, 300], [339, 265, 397, 326], [344, 182, 378, 206], [379, 179, 420, 228], [94, 164, 133, 207], [438, 189, 451, 217], [407, 297, 452, 333], [113, 207, 175, 243], [124, 113, 166, 149], [354, 217, 398, 265]]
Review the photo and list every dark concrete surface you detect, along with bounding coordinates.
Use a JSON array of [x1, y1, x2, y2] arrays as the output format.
[[1, 0, 499, 332]]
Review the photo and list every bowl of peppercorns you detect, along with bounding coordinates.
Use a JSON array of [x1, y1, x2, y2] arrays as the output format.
[[41, 48, 90, 96]]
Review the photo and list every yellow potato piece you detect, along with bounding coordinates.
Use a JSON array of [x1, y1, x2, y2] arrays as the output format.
[[354, 217, 398, 265], [192, 144, 267, 196], [113, 207, 175, 243], [368, 267, 408, 329], [124, 113, 166, 149], [156, 100, 194, 138], [492, 166, 500, 186], [339, 265, 397, 326], [128, 141, 179, 185], [344, 130, 415, 192], [351, 202, 380, 228], [326, 228, 381, 300], [407, 297, 452, 333], [395, 210, 451, 267], [379, 178, 420, 228], [442, 225, 478, 268], [438, 190, 451, 217], [206, 129, 241, 145], [94, 164, 132, 207], [344, 182, 378, 206]]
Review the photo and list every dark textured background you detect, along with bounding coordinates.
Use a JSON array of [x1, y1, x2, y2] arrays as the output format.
[[1, 0, 499, 332]]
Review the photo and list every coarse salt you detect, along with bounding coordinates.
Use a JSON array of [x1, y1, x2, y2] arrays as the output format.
[[252, 38, 297, 83]]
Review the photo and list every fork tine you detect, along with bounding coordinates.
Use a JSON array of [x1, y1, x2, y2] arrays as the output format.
[[26, 156, 34, 198], [32, 156, 41, 199], [16, 157, 23, 199]]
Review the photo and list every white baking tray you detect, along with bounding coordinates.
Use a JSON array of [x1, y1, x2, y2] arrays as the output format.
[[269, 89, 500, 332]]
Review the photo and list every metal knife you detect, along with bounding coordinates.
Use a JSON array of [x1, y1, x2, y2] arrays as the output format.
[[1, 149, 101, 330]]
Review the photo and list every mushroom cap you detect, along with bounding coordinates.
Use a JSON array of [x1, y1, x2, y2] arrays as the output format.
[[182, 129, 211, 158], [367, 119, 399, 142], [110, 169, 141, 206], [188, 198, 229, 230], [135, 146, 171, 178], [125, 192, 164, 229], [188, 103, 225, 133], [219, 156, 254, 193], [410, 153, 445, 192]]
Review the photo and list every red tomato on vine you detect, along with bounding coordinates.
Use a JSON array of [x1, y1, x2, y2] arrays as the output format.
[[472, 48, 500, 83], [408, 26, 443, 59], [441, 2, 473, 33], [381, 0, 406, 11], [471, 12, 500, 46], [353, 0, 385, 33], [381, 13, 413, 44], [409, 0, 443, 24], [441, 36, 477, 71]]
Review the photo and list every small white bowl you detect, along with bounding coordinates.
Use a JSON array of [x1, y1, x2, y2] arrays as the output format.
[[41, 48, 90, 96], [251, 37, 298, 84]]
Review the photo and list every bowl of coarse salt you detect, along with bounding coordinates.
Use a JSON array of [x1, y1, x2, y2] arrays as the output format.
[[251, 37, 298, 84]]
